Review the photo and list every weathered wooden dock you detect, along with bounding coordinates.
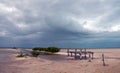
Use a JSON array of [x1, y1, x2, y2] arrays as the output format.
[[67, 49, 94, 60]]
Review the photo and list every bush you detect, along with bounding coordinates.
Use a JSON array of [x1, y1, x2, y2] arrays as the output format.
[[38, 47, 47, 51], [46, 47, 60, 53], [31, 47, 60, 56], [32, 47, 40, 51], [13, 47, 17, 49], [31, 50, 40, 57], [32, 47, 46, 51]]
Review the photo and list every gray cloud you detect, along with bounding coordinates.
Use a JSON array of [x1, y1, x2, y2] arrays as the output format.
[[0, 0, 120, 48]]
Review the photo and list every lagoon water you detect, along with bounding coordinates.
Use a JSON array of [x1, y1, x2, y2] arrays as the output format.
[[0, 54, 10, 61], [0, 49, 18, 62]]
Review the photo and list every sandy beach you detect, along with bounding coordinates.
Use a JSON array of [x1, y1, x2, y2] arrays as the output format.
[[0, 48, 120, 73]]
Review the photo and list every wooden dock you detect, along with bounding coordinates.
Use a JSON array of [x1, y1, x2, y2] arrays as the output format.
[[67, 49, 94, 60]]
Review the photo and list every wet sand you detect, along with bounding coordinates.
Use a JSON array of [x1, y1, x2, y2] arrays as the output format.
[[0, 48, 120, 73]]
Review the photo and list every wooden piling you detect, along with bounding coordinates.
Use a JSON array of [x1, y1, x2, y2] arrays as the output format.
[[71, 52, 73, 57], [102, 53, 106, 66], [88, 54, 91, 62], [67, 49, 69, 56], [75, 49, 77, 59], [80, 49, 82, 52], [84, 48, 87, 59], [92, 52, 94, 59]]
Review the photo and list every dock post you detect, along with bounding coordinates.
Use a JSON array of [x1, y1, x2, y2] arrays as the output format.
[[84, 48, 87, 59], [88, 53, 91, 62], [71, 52, 72, 57], [75, 49, 77, 59], [102, 53, 106, 66], [92, 52, 94, 59], [67, 49, 69, 56], [80, 49, 82, 52]]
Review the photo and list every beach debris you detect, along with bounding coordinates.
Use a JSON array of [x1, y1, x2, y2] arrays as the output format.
[[16, 50, 25, 57]]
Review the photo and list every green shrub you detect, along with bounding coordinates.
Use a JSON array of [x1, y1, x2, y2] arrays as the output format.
[[13, 47, 17, 49], [31, 47, 60, 56], [31, 50, 40, 57], [32, 47, 47, 51], [46, 47, 60, 53], [32, 47, 40, 51], [38, 47, 47, 51]]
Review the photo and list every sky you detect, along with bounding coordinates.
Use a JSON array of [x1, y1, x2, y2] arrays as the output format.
[[0, 0, 120, 48]]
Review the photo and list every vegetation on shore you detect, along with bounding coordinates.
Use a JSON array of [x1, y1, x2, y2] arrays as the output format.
[[31, 47, 60, 57]]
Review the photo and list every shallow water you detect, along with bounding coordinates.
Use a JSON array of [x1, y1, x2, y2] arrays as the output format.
[[0, 50, 17, 61], [0, 54, 10, 61]]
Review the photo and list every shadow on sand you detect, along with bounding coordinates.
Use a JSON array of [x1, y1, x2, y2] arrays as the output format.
[[38, 54, 68, 61]]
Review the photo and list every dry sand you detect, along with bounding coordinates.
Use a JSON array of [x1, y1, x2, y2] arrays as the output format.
[[0, 48, 120, 73]]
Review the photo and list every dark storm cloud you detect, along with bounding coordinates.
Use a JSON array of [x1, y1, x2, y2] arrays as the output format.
[[0, 0, 120, 48]]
